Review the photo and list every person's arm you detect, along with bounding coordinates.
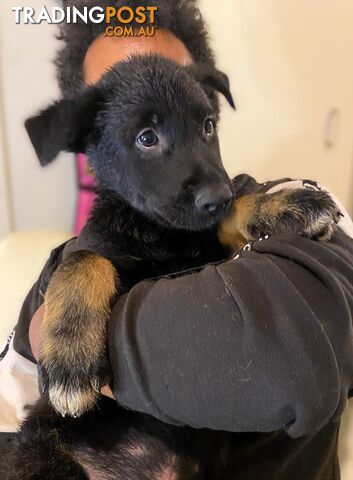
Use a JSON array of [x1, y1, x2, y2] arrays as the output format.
[[106, 231, 353, 438], [27, 230, 353, 437]]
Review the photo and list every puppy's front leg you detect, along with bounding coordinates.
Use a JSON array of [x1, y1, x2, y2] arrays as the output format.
[[39, 251, 117, 417], [218, 188, 342, 252]]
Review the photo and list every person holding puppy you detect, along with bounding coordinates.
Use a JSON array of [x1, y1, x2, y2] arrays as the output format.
[[1, 2, 353, 479]]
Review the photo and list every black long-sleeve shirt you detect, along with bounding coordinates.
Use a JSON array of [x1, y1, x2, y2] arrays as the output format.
[[108, 231, 353, 439], [8, 178, 353, 479]]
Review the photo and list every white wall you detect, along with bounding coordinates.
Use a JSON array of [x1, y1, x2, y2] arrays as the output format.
[[200, 0, 353, 213], [0, 18, 12, 237], [0, 109, 12, 237], [0, 0, 76, 233]]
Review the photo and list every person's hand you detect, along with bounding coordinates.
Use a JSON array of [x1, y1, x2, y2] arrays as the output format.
[[29, 303, 44, 361], [29, 305, 114, 399], [101, 385, 114, 399]]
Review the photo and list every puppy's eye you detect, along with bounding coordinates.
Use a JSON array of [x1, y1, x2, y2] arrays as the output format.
[[204, 118, 215, 137], [137, 129, 158, 148]]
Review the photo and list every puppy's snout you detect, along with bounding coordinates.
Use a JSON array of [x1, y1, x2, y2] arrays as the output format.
[[195, 185, 233, 215]]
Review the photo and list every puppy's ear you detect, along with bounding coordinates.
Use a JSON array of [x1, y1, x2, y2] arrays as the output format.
[[190, 64, 236, 109], [25, 88, 103, 166]]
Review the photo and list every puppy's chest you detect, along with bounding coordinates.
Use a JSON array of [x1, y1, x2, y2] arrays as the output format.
[[87, 231, 226, 293], [107, 248, 222, 294], [85, 199, 229, 290]]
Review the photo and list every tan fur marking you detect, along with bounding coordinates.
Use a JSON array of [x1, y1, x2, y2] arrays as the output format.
[[41, 252, 116, 359], [217, 227, 247, 252], [71, 254, 117, 310], [218, 191, 302, 252], [40, 252, 117, 416], [218, 196, 258, 251]]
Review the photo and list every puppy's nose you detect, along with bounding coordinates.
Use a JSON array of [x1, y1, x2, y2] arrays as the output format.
[[195, 185, 233, 214]]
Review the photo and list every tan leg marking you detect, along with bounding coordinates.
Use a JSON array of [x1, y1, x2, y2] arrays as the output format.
[[40, 251, 117, 417]]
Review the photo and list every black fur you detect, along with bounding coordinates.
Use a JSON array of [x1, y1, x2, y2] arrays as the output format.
[[6, 51, 341, 477], [2, 3, 341, 478], [1, 397, 237, 480], [25, 89, 104, 166], [26, 55, 235, 233], [1, 44, 241, 478]]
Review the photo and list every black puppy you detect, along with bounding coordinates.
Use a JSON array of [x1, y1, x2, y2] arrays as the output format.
[[1, 55, 340, 479]]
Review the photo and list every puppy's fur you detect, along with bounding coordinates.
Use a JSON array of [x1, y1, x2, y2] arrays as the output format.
[[0, 52, 341, 480], [1, 4, 341, 477]]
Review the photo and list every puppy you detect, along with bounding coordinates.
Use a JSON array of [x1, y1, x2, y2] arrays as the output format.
[[1, 55, 340, 479]]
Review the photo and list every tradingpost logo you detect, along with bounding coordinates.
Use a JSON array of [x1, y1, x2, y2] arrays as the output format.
[[12, 5, 158, 37]]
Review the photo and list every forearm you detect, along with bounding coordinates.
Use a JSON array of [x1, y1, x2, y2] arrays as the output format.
[[26, 232, 353, 438], [29, 304, 44, 361], [108, 233, 353, 437]]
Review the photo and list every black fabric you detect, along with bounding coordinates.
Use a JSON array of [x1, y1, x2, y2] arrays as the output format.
[[13, 239, 75, 364], [218, 422, 341, 480], [109, 231, 353, 437], [0, 433, 16, 452], [0, 332, 14, 361], [0, 433, 17, 463], [105, 231, 353, 479], [11, 175, 353, 479]]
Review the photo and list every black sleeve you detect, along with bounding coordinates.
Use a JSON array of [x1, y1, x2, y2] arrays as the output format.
[[13, 239, 76, 363], [108, 231, 353, 438]]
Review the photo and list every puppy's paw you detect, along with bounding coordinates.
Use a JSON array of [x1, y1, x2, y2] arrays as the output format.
[[38, 353, 110, 418], [243, 188, 342, 242], [218, 187, 342, 252], [282, 188, 342, 241]]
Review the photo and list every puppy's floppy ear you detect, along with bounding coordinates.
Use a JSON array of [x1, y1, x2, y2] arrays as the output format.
[[25, 88, 103, 166], [189, 63, 236, 109]]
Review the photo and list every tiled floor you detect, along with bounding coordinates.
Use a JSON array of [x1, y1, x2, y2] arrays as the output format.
[[1, 231, 352, 477]]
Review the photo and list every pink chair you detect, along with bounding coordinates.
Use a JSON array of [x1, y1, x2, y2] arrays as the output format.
[[74, 154, 96, 235]]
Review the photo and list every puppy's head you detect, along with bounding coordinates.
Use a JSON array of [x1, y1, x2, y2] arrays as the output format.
[[26, 56, 235, 231]]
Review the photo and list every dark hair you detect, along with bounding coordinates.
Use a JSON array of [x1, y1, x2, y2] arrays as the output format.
[[56, 0, 215, 98]]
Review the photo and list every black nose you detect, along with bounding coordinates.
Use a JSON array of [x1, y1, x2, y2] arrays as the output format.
[[195, 185, 233, 214]]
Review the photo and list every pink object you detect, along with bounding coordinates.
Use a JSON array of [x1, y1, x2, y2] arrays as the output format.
[[74, 154, 97, 235]]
